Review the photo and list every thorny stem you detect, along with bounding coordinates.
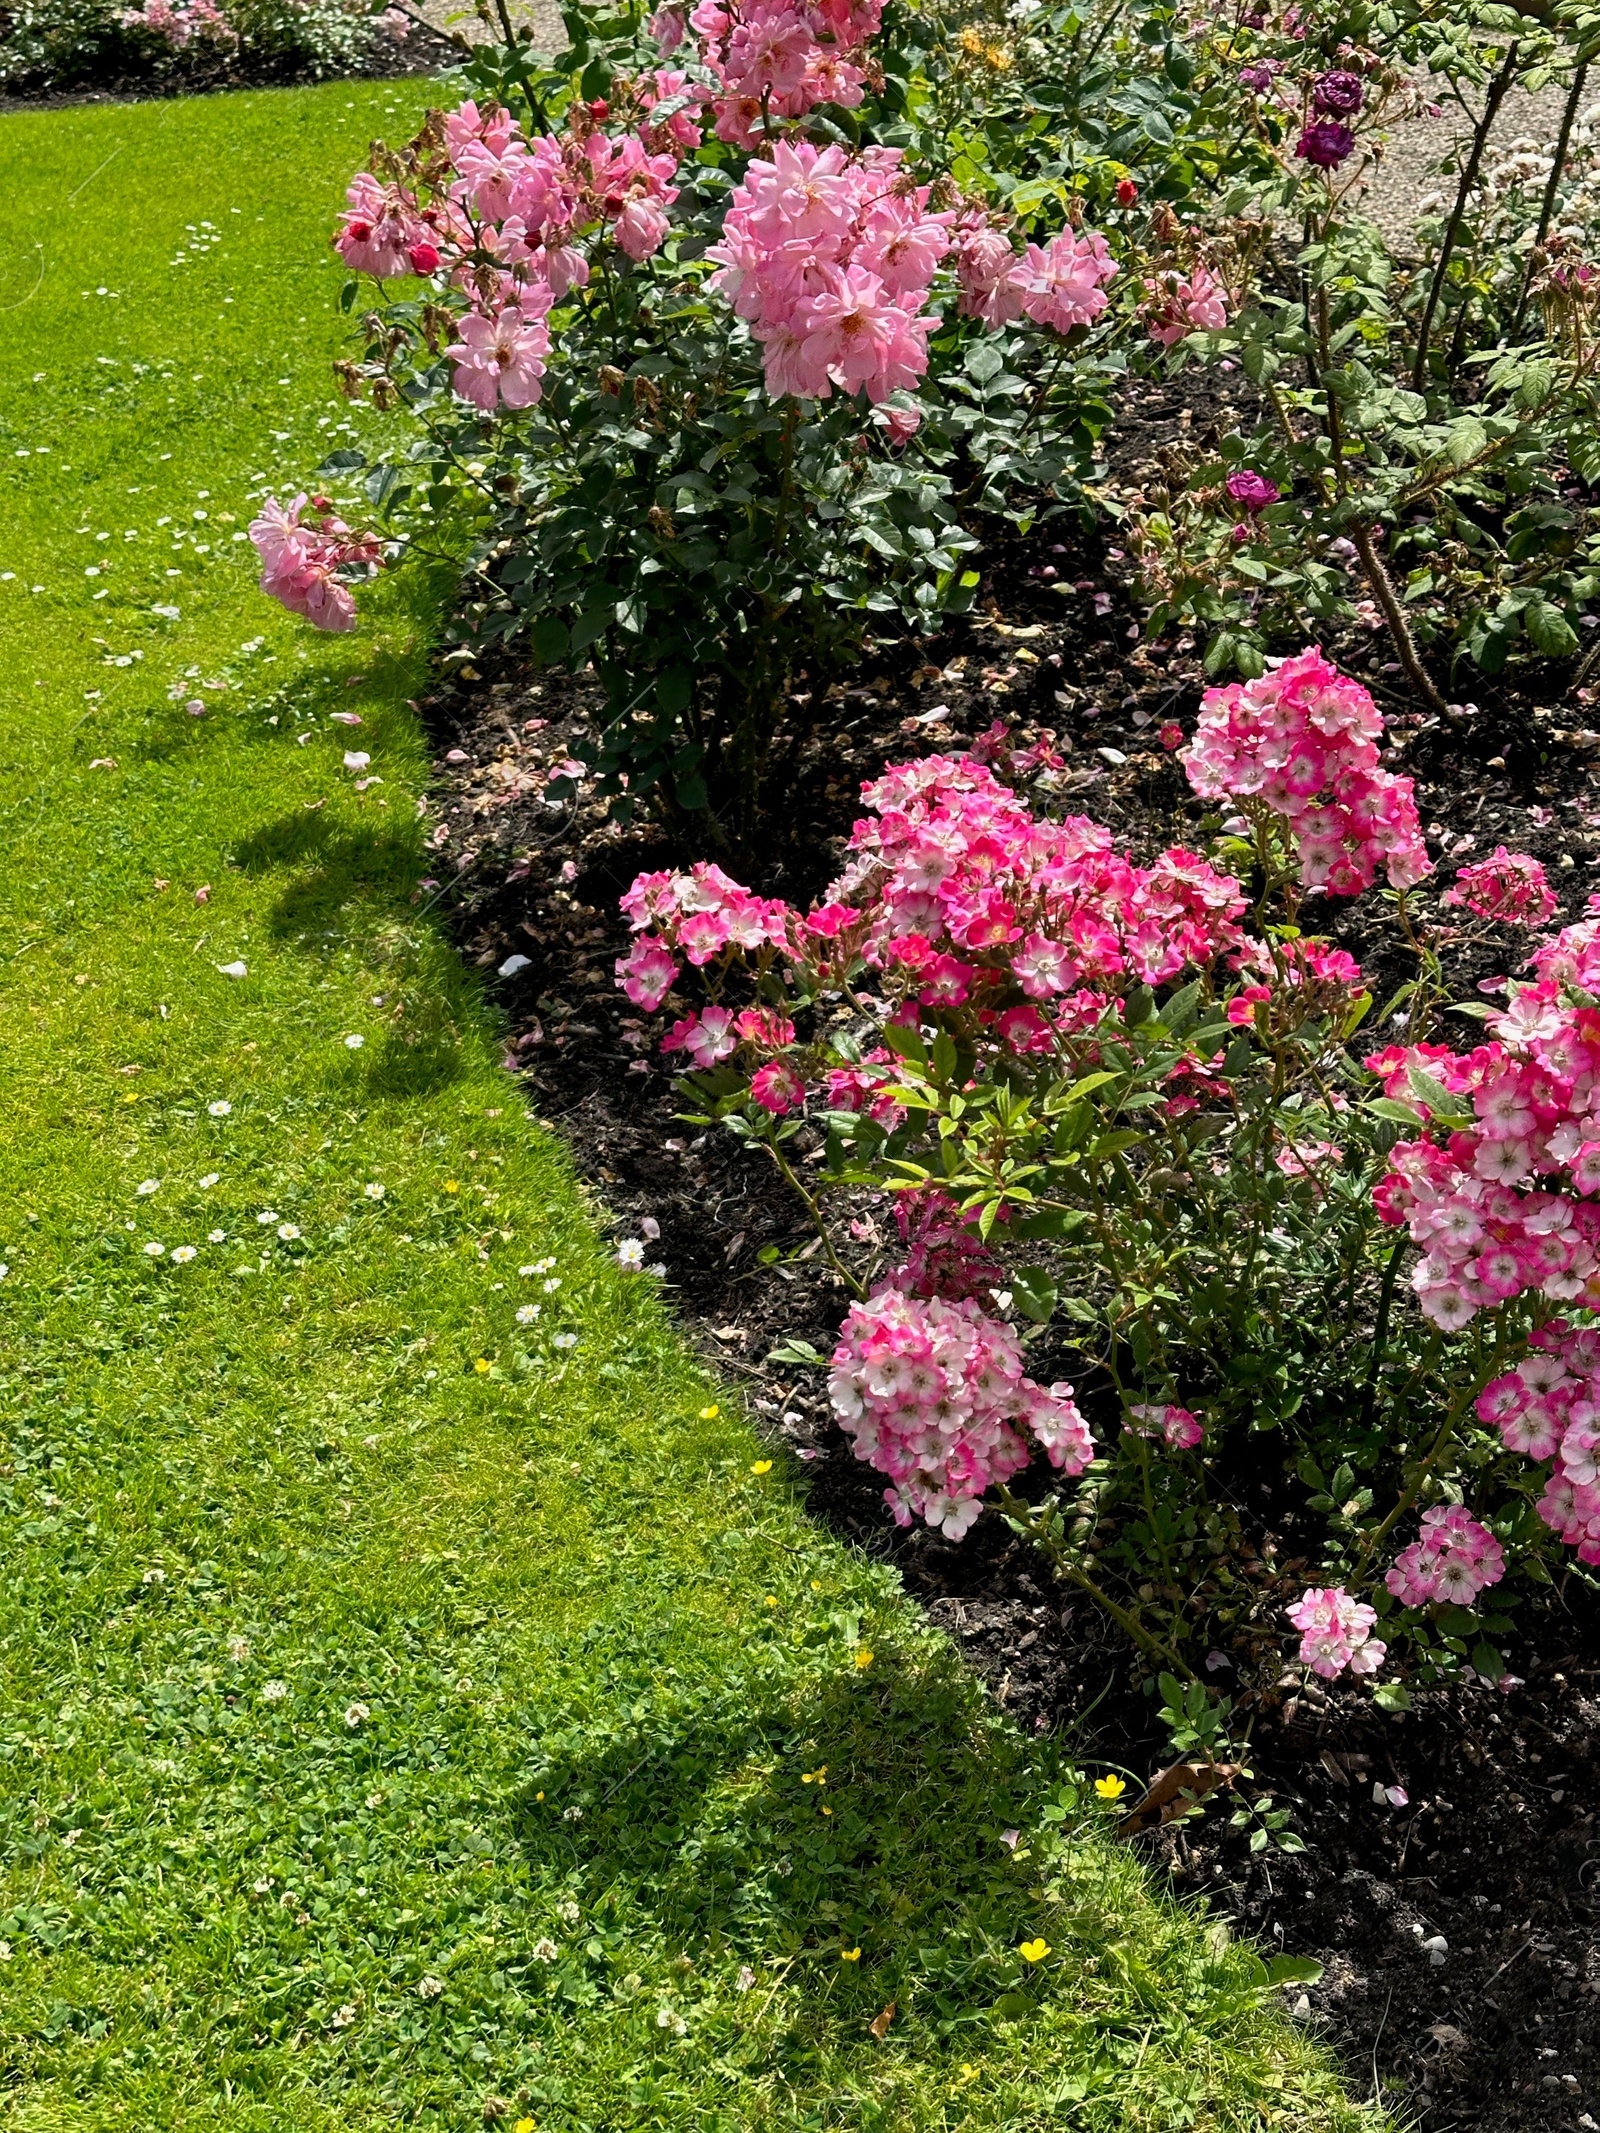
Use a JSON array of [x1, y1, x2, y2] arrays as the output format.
[[1412, 41, 1521, 393], [1357, 1235, 1406, 1434], [1513, 58, 1589, 337], [1354, 1365, 1491, 1573], [761, 1137, 867, 1300], [992, 1480, 1198, 1681], [1349, 520, 1461, 727]]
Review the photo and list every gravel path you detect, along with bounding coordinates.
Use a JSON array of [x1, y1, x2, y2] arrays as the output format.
[[1361, 74, 1579, 246]]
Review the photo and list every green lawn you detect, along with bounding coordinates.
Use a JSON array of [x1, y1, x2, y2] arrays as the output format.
[[0, 82, 1381, 2132]]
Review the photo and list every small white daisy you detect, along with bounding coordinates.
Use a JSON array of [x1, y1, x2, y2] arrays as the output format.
[[170, 1244, 197, 1264], [344, 1034, 364, 1050], [208, 1229, 226, 1243], [143, 1241, 165, 1257], [616, 1239, 644, 1270], [364, 1182, 385, 1199], [553, 1332, 578, 1350], [137, 1178, 160, 1196], [277, 1223, 301, 1242], [542, 1277, 561, 1293], [256, 1211, 278, 1225], [516, 1303, 540, 1324], [208, 1100, 231, 1117]]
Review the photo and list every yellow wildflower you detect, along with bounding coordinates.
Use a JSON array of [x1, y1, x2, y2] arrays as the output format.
[[1019, 1939, 1050, 1963], [1094, 1774, 1127, 1801], [840, 1946, 861, 1962]]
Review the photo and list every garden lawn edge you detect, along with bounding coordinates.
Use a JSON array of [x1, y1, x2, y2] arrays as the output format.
[[0, 82, 1381, 2132]]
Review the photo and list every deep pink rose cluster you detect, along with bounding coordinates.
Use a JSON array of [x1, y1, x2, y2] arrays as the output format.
[[248, 493, 382, 634], [1385, 1504, 1504, 1607], [1372, 992, 1600, 1330], [615, 751, 1249, 1077], [829, 1287, 1093, 1537], [1477, 1321, 1600, 1564], [1442, 846, 1557, 927], [1181, 646, 1431, 895]]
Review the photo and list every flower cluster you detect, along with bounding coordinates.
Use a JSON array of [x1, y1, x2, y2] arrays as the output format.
[[663, 0, 884, 147], [1385, 1504, 1505, 1606], [616, 751, 1248, 1069], [1442, 846, 1557, 927], [249, 493, 383, 634], [706, 142, 949, 406], [118, 0, 234, 45], [1125, 1402, 1204, 1449], [828, 1287, 1093, 1536], [1140, 263, 1228, 347], [1180, 647, 1431, 894], [1373, 994, 1600, 1328], [1477, 1321, 1600, 1563], [1286, 1585, 1386, 1678], [951, 217, 1119, 338], [882, 1186, 1007, 1303]]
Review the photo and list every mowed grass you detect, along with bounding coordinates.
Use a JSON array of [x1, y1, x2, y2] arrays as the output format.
[[0, 83, 1382, 2132]]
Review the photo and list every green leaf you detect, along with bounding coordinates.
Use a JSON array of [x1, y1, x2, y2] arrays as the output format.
[[1011, 1267, 1058, 1324], [767, 1339, 826, 1367], [1525, 599, 1579, 658], [1265, 1954, 1325, 1988]]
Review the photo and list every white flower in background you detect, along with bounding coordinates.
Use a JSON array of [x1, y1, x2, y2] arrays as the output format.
[[344, 1702, 370, 1729], [553, 1332, 578, 1350], [532, 1937, 559, 1962], [516, 1304, 540, 1325], [616, 1239, 645, 1270], [170, 1245, 197, 1264], [262, 1680, 289, 1703], [344, 1034, 364, 1049], [199, 1173, 220, 1188], [256, 1211, 278, 1225], [137, 1178, 160, 1196], [208, 1100, 231, 1117], [276, 1223, 300, 1242], [226, 1636, 251, 1662], [208, 1229, 226, 1243], [417, 1975, 444, 1999], [143, 1241, 165, 1257], [364, 1182, 384, 1199]]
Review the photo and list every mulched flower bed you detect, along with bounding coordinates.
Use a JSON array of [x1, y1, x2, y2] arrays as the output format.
[[407, 380, 1600, 2127]]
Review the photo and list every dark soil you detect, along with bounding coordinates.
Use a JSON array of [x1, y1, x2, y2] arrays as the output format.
[[407, 376, 1600, 2129]]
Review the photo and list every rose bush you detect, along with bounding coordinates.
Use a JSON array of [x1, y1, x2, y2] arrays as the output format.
[[616, 644, 1598, 1739], [254, 0, 1262, 843]]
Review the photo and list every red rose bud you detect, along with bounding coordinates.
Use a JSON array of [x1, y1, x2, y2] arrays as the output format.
[[1116, 178, 1138, 205], [590, 98, 609, 118], [408, 241, 441, 274]]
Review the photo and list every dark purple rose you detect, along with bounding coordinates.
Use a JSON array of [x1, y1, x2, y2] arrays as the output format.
[[1225, 468, 1281, 514], [1312, 68, 1364, 115], [1296, 119, 1355, 168], [1239, 63, 1274, 92]]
